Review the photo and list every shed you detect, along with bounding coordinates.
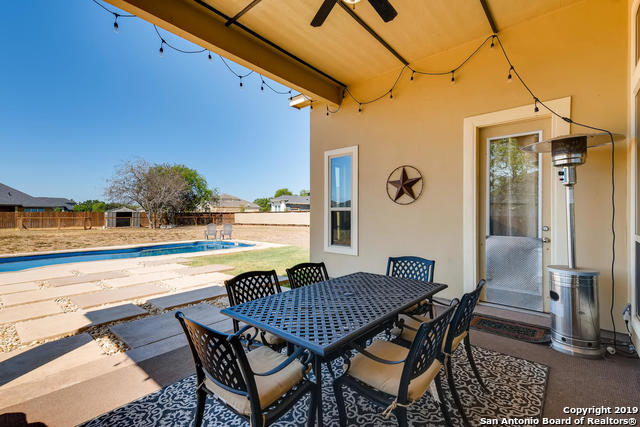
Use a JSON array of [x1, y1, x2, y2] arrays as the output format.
[[105, 207, 141, 228]]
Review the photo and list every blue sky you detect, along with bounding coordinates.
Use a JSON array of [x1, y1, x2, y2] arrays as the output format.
[[0, 0, 309, 203]]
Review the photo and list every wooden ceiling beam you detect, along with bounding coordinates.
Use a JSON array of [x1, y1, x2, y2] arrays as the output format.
[[104, 0, 344, 106], [479, 0, 498, 33], [225, 0, 262, 27]]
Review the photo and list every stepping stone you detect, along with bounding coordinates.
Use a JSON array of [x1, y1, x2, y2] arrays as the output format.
[[110, 303, 225, 348], [0, 281, 40, 295], [163, 272, 233, 290], [0, 300, 63, 324], [0, 266, 75, 286], [103, 271, 181, 288], [125, 317, 234, 363], [1, 283, 102, 307], [15, 303, 146, 343], [0, 333, 105, 388], [139, 257, 189, 267], [69, 283, 167, 309], [125, 263, 188, 275], [147, 285, 227, 310], [47, 271, 129, 287], [179, 264, 234, 276]]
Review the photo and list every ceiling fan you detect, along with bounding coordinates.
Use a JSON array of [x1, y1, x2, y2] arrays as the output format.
[[311, 0, 398, 27]]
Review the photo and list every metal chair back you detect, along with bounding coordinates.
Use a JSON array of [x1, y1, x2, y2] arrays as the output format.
[[386, 256, 435, 282], [286, 262, 329, 289], [444, 280, 486, 352], [176, 312, 252, 397], [400, 301, 457, 400], [225, 270, 282, 307]]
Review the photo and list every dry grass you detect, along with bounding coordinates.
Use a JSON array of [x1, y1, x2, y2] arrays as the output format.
[[0, 225, 309, 255]]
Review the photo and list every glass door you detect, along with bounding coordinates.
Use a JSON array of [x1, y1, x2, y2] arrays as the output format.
[[483, 131, 544, 311]]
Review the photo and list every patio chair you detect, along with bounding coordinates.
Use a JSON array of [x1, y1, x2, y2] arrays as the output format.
[[333, 300, 458, 427], [386, 256, 436, 318], [175, 312, 317, 427], [285, 262, 329, 289], [395, 280, 488, 427], [220, 223, 233, 239], [204, 223, 218, 240], [225, 270, 286, 350]]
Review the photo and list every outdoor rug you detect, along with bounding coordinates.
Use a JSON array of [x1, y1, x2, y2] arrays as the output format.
[[80, 344, 548, 427], [470, 314, 551, 344]]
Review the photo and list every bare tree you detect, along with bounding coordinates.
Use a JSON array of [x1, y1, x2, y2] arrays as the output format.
[[105, 159, 186, 229]]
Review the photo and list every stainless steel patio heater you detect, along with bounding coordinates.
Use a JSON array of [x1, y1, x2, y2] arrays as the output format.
[[522, 132, 620, 358]]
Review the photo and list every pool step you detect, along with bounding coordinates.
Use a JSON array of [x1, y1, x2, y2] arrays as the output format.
[[69, 283, 168, 309], [14, 303, 147, 344], [1, 283, 102, 307]]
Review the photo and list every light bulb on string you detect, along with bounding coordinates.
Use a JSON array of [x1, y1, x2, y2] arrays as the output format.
[[389, 90, 393, 99], [326, 106, 329, 116], [534, 99, 539, 113], [450, 71, 455, 84], [113, 14, 119, 33], [159, 41, 164, 57], [208, 52, 212, 63], [239, 77, 243, 88], [260, 79, 264, 91], [358, 104, 362, 113], [410, 71, 414, 81], [507, 66, 513, 82], [490, 36, 495, 48]]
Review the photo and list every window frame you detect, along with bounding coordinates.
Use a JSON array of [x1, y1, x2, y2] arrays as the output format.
[[324, 145, 358, 256]]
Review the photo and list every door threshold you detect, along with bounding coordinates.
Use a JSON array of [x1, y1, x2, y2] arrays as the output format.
[[477, 301, 550, 317]]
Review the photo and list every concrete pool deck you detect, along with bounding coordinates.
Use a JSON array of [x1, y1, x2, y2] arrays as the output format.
[[0, 239, 283, 411]]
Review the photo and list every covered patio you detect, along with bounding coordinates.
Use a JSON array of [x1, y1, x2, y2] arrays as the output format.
[[2, 0, 640, 426]]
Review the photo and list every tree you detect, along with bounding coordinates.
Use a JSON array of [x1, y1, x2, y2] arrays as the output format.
[[105, 159, 186, 229], [73, 199, 135, 212], [162, 164, 213, 212], [274, 188, 292, 198], [299, 189, 309, 196], [253, 197, 271, 212]]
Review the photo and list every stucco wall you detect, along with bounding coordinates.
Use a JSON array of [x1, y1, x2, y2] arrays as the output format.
[[310, 0, 629, 330], [235, 211, 310, 226]]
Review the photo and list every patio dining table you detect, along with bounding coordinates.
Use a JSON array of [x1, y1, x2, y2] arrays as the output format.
[[221, 271, 448, 426]]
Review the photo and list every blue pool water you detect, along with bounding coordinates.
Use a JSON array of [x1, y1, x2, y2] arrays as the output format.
[[0, 241, 252, 272]]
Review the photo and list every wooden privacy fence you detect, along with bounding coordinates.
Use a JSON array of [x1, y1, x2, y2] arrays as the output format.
[[0, 212, 104, 229]]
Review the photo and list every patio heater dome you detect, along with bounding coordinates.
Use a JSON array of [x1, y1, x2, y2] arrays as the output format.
[[521, 132, 623, 358]]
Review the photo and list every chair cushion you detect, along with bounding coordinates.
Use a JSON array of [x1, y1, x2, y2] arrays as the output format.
[[347, 340, 441, 402], [394, 314, 467, 353], [252, 327, 285, 346], [204, 345, 304, 416]]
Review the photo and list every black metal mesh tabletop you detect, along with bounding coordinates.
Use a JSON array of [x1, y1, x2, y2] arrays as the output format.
[[221, 272, 447, 356]]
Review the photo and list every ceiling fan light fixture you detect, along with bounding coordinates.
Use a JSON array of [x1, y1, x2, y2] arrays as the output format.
[[342, 0, 361, 4]]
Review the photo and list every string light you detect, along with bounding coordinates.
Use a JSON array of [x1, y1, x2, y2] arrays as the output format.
[[239, 77, 243, 87], [326, 106, 330, 116], [113, 15, 119, 33], [534, 98, 539, 112], [410, 71, 414, 81], [490, 35, 495, 48], [208, 51, 212, 63], [450, 71, 455, 84], [507, 66, 513, 82], [358, 104, 362, 112], [159, 41, 164, 57], [389, 90, 393, 99]]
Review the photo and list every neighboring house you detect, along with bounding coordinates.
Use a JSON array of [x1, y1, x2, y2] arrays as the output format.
[[0, 183, 75, 212], [269, 195, 310, 212], [200, 193, 260, 213]]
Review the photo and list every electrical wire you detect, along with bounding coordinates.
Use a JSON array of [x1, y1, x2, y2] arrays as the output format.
[[91, 0, 135, 17], [153, 25, 206, 54]]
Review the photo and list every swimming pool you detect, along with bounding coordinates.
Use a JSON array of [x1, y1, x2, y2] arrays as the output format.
[[0, 241, 252, 272]]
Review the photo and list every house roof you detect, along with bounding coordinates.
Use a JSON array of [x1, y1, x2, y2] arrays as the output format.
[[216, 193, 259, 209], [0, 183, 75, 209], [270, 195, 310, 205]]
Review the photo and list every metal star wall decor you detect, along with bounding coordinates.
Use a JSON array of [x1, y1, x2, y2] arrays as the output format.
[[386, 165, 424, 205]]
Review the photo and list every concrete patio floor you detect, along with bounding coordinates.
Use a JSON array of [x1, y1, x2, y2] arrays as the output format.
[[0, 239, 283, 414]]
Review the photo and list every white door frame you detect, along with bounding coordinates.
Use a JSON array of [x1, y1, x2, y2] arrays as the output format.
[[462, 97, 571, 294]]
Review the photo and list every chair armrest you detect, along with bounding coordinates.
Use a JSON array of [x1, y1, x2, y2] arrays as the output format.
[[349, 343, 406, 365], [253, 347, 309, 376]]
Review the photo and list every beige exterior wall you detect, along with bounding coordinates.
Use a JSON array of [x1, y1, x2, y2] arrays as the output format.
[[235, 212, 310, 226], [311, 0, 629, 331]]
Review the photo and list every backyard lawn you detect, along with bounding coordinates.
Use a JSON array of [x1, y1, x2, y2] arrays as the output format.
[[188, 245, 309, 276]]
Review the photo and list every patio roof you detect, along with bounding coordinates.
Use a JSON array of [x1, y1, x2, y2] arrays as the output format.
[[106, 0, 582, 106]]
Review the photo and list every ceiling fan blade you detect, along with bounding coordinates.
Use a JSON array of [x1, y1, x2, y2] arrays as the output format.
[[368, 0, 397, 22], [311, 0, 339, 27]]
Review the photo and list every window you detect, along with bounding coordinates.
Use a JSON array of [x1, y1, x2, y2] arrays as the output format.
[[324, 146, 358, 255], [24, 208, 44, 212]]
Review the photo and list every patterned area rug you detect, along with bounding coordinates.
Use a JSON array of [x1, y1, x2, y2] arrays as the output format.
[[470, 314, 551, 344], [81, 344, 547, 426]]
